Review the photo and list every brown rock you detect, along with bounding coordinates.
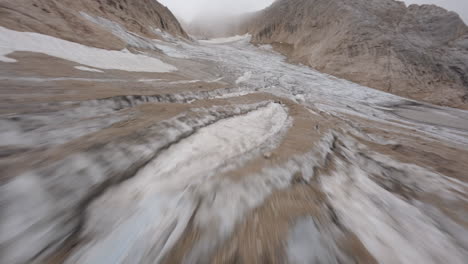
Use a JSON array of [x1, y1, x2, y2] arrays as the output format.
[[0, 0, 188, 50], [236, 0, 468, 109]]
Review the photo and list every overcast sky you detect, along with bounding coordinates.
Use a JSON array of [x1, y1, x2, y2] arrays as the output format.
[[159, 0, 275, 21], [159, 0, 467, 23]]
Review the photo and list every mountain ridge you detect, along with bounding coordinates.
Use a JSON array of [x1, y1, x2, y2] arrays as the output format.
[[231, 0, 468, 109], [0, 0, 188, 50]]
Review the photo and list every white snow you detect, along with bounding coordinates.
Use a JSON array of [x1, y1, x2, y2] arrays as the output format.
[[137, 78, 165, 82], [80, 13, 160, 51], [208, 77, 224, 82], [0, 26, 176, 72], [235, 71, 252, 84], [194, 34, 468, 145], [321, 166, 467, 264], [0, 174, 61, 264], [287, 217, 345, 264], [215, 91, 255, 99], [154, 42, 189, 58], [169, 79, 201, 84], [137, 103, 287, 189], [66, 103, 289, 264], [0, 47, 17, 62], [74, 66, 104, 73], [0, 76, 128, 82], [82, 13, 188, 59], [258, 44, 274, 51], [152, 27, 178, 42], [199, 34, 251, 44]]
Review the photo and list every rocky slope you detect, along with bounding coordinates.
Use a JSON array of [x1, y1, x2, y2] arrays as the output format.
[[0, 0, 188, 50], [239, 0, 468, 109]]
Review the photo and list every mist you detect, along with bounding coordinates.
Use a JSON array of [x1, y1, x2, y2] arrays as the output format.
[[158, 0, 275, 22]]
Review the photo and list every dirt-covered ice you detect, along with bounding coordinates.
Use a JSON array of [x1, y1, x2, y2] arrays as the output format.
[[1, 18, 467, 264]]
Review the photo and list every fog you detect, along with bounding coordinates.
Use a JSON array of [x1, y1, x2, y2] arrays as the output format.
[[158, 0, 275, 22], [159, 0, 467, 23]]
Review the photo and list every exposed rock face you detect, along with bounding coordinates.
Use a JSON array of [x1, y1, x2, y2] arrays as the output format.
[[241, 0, 468, 109], [0, 0, 188, 50]]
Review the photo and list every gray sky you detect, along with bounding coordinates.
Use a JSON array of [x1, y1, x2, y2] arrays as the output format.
[[159, 0, 275, 21], [159, 0, 467, 23]]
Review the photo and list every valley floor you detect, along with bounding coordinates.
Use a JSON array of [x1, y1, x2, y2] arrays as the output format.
[[1, 33, 468, 264]]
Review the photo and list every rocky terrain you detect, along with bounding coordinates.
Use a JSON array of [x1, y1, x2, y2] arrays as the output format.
[[1, 0, 468, 264], [236, 0, 468, 109], [0, 0, 187, 50]]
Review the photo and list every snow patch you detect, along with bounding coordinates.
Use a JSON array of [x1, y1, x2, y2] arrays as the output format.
[[208, 77, 224, 82], [321, 166, 467, 264], [169, 79, 201, 85], [137, 78, 164, 82], [214, 91, 255, 99], [235, 71, 252, 84], [258, 44, 273, 51], [0, 47, 17, 62], [0, 76, 129, 82], [154, 43, 189, 58], [80, 13, 159, 51], [66, 103, 289, 264], [0, 174, 65, 264], [152, 27, 178, 42], [82, 13, 187, 58], [75, 66, 104, 73], [0, 26, 176, 72], [287, 217, 347, 264], [199, 34, 251, 44]]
